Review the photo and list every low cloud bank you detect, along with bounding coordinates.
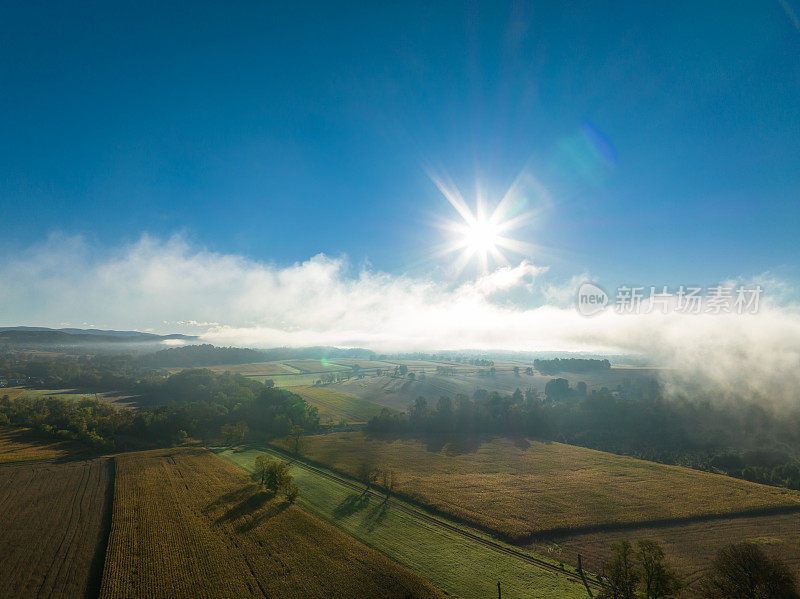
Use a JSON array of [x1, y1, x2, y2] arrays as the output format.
[[2, 234, 800, 402]]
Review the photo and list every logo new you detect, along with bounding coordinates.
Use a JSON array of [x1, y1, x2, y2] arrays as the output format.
[[577, 282, 609, 316]]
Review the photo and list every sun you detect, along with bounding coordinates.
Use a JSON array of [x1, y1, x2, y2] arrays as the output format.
[[428, 172, 540, 274], [458, 215, 501, 261]]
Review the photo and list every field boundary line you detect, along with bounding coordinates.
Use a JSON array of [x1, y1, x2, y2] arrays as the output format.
[[240, 444, 603, 591], [524, 504, 800, 543]]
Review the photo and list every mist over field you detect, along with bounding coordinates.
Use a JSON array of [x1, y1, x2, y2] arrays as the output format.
[[3, 234, 799, 404], [4, 2, 800, 597]]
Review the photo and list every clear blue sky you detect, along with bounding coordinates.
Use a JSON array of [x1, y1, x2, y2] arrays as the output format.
[[2, 1, 799, 290]]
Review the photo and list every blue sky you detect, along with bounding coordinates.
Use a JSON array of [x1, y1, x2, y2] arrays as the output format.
[[1, 2, 799, 341]]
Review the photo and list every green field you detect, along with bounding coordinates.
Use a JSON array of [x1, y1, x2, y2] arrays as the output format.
[[286, 432, 800, 540], [283, 359, 351, 373], [6, 388, 98, 402], [206, 361, 302, 375], [216, 446, 588, 599], [292, 385, 389, 423]]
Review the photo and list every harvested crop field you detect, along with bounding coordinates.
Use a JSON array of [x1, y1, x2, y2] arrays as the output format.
[[0, 426, 86, 463], [206, 361, 302, 375], [101, 447, 444, 599], [292, 385, 389, 423], [534, 510, 800, 590], [0, 457, 112, 598], [282, 359, 350, 373], [0, 387, 26, 400], [291, 432, 800, 540]]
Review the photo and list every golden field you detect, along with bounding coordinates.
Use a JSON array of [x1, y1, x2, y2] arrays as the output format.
[[100, 447, 444, 598], [292, 385, 388, 423], [0, 457, 111, 598], [0, 426, 86, 463], [287, 432, 800, 540]]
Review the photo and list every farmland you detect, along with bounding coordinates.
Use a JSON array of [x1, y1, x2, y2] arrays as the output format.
[[218, 446, 589, 599], [176, 357, 658, 404], [0, 426, 86, 463], [328, 366, 661, 412], [255, 373, 328, 387], [531, 510, 800, 589], [101, 447, 444, 599], [282, 359, 350, 372], [8, 388, 98, 402], [0, 457, 112, 598], [292, 385, 389, 423], [285, 432, 800, 540], [205, 361, 302, 375]]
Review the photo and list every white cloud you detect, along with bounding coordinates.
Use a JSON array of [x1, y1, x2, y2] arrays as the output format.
[[472, 261, 548, 295], [2, 234, 800, 402]]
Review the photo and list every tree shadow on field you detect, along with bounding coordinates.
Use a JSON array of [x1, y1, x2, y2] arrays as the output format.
[[234, 500, 289, 533], [205, 484, 289, 532], [204, 484, 259, 516], [425, 434, 484, 455], [512, 436, 531, 451], [333, 492, 371, 519], [362, 500, 389, 532]]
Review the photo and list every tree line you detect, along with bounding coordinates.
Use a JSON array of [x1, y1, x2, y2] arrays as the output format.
[[596, 538, 798, 598], [0, 369, 319, 452], [366, 381, 800, 490], [533, 358, 611, 375]]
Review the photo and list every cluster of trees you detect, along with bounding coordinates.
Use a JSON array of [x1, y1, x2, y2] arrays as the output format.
[[597, 539, 799, 599], [597, 539, 682, 599], [0, 369, 319, 452], [533, 358, 611, 375], [698, 542, 799, 598], [316, 372, 349, 384], [367, 381, 800, 490], [251, 456, 299, 503], [2, 354, 151, 390], [393, 365, 409, 377], [136, 344, 267, 367], [353, 450, 398, 502], [467, 358, 495, 367]]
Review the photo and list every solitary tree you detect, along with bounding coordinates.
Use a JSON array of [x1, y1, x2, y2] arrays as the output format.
[[698, 542, 800, 599], [598, 540, 639, 599], [287, 425, 304, 455], [356, 452, 379, 495], [251, 455, 299, 502], [381, 469, 397, 502], [637, 539, 682, 599]]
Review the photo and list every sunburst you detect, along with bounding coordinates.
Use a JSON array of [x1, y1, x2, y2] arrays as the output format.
[[429, 171, 542, 274]]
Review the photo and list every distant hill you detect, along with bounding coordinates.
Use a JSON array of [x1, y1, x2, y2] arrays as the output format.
[[0, 327, 195, 350], [0, 326, 191, 340], [138, 344, 376, 368]]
